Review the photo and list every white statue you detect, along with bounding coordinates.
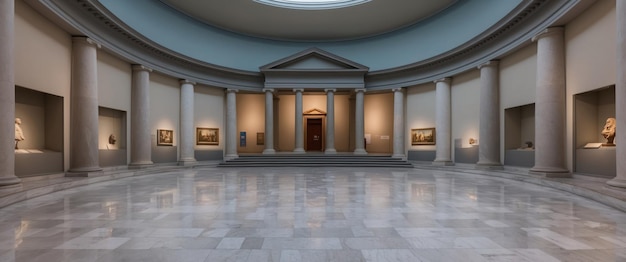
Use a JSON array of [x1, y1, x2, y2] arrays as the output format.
[[15, 118, 25, 149]]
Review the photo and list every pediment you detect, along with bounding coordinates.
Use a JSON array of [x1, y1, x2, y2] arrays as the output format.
[[261, 48, 368, 71], [304, 108, 326, 115]]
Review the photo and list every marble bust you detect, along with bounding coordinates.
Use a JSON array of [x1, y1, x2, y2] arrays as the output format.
[[601, 117, 616, 146], [15, 118, 25, 149]]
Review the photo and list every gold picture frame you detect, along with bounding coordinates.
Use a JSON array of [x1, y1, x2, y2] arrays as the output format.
[[157, 129, 174, 146], [197, 127, 219, 145], [411, 128, 435, 145]]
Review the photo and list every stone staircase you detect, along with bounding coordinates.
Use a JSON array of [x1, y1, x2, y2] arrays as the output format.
[[218, 154, 413, 168]]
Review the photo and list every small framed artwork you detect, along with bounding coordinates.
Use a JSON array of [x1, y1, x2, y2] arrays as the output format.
[[257, 132, 265, 145], [157, 129, 174, 146], [197, 127, 219, 145], [411, 127, 436, 145]]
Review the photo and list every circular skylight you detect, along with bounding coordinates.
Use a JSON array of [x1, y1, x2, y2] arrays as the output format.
[[254, 0, 371, 10]]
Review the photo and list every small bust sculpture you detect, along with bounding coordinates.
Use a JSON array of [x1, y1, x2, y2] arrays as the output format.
[[601, 117, 616, 146], [108, 134, 117, 145], [15, 118, 25, 149]]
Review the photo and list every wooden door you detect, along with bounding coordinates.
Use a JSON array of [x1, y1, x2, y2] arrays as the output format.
[[306, 118, 323, 151]]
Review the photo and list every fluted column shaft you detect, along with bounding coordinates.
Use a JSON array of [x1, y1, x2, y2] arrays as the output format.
[[476, 61, 502, 169], [69, 37, 101, 175], [325, 89, 337, 154], [608, 1, 626, 188], [0, 0, 20, 187], [530, 27, 569, 177], [130, 65, 153, 167], [225, 89, 238, 160], [392, 88, 405, 159], [179, 80, 196, 165], [354, 89, 367, 155], [294, 89, 305, 153], [263, 88, 275, 154], [433, 78, 453, 166]]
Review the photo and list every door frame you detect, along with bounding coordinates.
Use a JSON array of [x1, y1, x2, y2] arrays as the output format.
[[303, 108, 326, 151]]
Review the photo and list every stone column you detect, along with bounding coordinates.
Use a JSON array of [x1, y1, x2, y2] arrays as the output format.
[[530, 27, 569, 177], [354, 89, 367, 155], [293, 89, 305, 153], [325, 89, 337, 154], [178, 80, 196, 165], [68, 37, 102, 176], [476, 61, 502, 169], [608, 1, 626, 188], [225, 89, 239, 160], [0, 0, 21, 188], [433, 78, 453, 166], [392, 88, 405, 159], [263, 89, 276, 154], [129, 65, 153, 168]]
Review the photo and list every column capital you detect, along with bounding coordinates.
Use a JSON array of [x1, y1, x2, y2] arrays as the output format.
[[532, 27, 564, 42], [179, 79, 196, 85], [72, 36, 101, 48], [433, 77, 451, 84], [477, 60, 499, 70], [392, 87, 404, 93], [324, 89, 337, 93], [354, 88, 367, 93], [293, 89, 304, 93], [132, 65, 152, 72], [262, 88, 275, 93], [225, 88, 239, 93]]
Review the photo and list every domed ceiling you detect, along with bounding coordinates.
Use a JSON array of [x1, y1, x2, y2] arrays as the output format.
[[159, 0, 457, 41]]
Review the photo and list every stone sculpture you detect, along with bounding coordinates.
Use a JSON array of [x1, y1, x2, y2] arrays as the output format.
[[14, 118, 25, 149], [601, 117, 616, 146]]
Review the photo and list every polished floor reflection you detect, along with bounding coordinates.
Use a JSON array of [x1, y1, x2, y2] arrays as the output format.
[[1, 167, 626, 261]]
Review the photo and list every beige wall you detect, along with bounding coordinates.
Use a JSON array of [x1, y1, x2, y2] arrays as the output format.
[[406, 83, 436, 152], [237, 93, 265, 153], [15, 1, 72, 169], [565, 0, 616, 170], [364, 93, 394, 153], [451, 70, 481, 159], [195, 85, 225, 150], [150, 73, 180, 148]]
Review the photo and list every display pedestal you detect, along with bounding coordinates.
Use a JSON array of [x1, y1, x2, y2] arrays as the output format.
[[15, 150, 63, 177], [575, 147, 616, 177], [504, 149, 535, 167]]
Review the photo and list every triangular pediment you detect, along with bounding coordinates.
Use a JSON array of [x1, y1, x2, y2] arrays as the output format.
[[304, 108, 326, 115], [261, 48, 368, 71]]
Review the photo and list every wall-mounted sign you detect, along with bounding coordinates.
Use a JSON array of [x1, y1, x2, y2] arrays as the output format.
[[240, 131, 246, 147]]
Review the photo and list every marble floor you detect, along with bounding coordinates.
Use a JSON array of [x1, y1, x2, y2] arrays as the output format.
[[1, 167, 626, 262]]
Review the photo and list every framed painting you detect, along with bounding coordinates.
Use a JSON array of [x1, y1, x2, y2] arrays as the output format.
[[197, 127, 219, 145], [157, 129, 174, 146], [411, 128, 435, 145]]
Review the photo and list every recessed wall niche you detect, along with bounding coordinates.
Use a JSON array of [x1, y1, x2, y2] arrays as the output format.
[[504, 104, 535, 167], [14, 86, 63, 177], [98, 107, 127, 167], [574, 86, 615, 177]]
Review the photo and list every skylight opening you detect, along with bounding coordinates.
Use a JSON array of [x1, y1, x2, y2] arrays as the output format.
[[254, 0, 371, 10]]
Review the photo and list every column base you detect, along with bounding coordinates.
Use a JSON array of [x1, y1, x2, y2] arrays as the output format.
[[391, 154, 406, 160], [432, 160, 454, 166], [354, 148, 367, 155], [178, 159, 197, 166], [529, 166, 571, 178], [66, 166, 104, 177], [263, 149, 276, 154], [0, 176, 22, 188], [607, 178, 626, 189], [293, 148, 305, 154], [325, 148, 337, 154], [224, 154, 239, 161], [129, 161, 154, 169], [475, 162, 503, 170]]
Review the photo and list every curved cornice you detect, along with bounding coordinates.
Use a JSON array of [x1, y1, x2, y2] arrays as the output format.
[[32, 0, 592, 91]]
